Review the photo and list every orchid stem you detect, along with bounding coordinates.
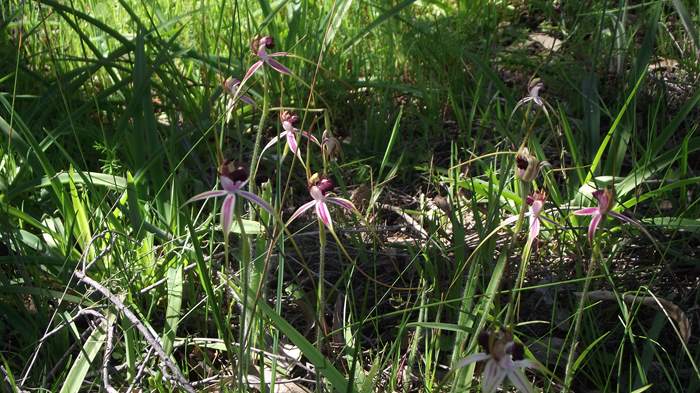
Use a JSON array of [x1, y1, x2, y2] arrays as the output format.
[[316, 220, 327, 393], [503, 181, 530, 327]]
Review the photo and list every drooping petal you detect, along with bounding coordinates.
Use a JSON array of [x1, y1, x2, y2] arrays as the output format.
[[237, 190, 274, 214], [221, 194, 236, 237], [608, 211, 633, 224], [267, 51, 289, 57], [265, 58, 291, 75], [300, 131, 321, 146], [316, 201, 333, 231], [528, 215, 541, 241], [587, 213, 602, 243], [455, 353, 491, 368], [327, 197, 356, 212], [573, 207, 599, 216], [242, 60, 264, 84], [482, 359, 507, 393], [260, 132, 286, 158], [508, 368, 536, 393], [287, 200, 317, 224], [285, 130, 299, 153], [239, 93, 256, 106], [185, 190, 228, 204]]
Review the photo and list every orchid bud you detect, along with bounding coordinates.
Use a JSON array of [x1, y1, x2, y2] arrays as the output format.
[[322, 130, 341, 160], [219, 160, 248, 183], [515, 147, 540, 182], [528, 78, 545, 106]]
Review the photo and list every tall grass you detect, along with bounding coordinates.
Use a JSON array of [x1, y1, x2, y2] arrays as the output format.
[[1, 1, 698, 392]]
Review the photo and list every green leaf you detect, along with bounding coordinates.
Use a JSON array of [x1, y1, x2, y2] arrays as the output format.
[[59, 311, 116, 393]]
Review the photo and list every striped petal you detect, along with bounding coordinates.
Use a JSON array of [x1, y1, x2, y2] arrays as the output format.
[[260, 132, 286, 158], [265, 58, 291, 75], [316, 201, 333, 231], [301, 131, 321, 146], [267, 51, 289, 57], [529, 215, 541, 241], [327, 197, 356, 212], [482, 359, 507, 393], [456, 353, 490, 368], [288, 200, 316, 225], [285, 131, 299, 153], [237, 190, 273, 214], [242, 60, 264, 83], [221, 194, 236, 237], [574, 207, 599, 216], [185, 190, 228, 204], [508, 368, 535, 393], [587, 213, 602, 243]]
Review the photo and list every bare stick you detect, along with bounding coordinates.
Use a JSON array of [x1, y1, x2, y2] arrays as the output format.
[[75, 271, 194, 393]]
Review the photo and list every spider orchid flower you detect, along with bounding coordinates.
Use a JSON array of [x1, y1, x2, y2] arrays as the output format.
[[513, 78, 549, 115], [573, 187, 630, 243], [456, 329, 536, 393], [526, 190, 546, 241], [243, 36, 291, 81], [261, 111, 321, 162], [185, 161, 273, 237], [223, 77, 255, 107], [322, 129, 342, 161], [288, 175, 356, 232], [515, 147, 540, 182]]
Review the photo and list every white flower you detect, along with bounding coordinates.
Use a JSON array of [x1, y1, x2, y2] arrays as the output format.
[[457, 330, 536, 393]]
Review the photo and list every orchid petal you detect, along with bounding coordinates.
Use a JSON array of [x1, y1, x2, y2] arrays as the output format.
[[260, 132, 286, 158], [237, 190, 274, 214], [286, 131, 299, 153], [455, 353, 490, 368], [513, 359, 536, 369], [267, 51, 288, 57], [288, 200, 317, 225], [573, 207, 599, 216], [221, 194, 236, 237], [316, 201, 333, 231], [265, 58, 291, 75], [508, 368, 535, 393], [608, 211, 633, 224], [243, 60, 264, 83], [300, 131, 321, 146], [529, 215, 541, 241], [327, 197, 356, 212], [240, 94, 256, 106], [309, 186, 325, 201], [588, 213, 602, 243], [185, 190, 228, 204], [482, 359, 507, 393]]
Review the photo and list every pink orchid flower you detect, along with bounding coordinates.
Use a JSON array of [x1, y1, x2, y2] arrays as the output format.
[[223, 77, 255, 107], [526, 190, 546, 241], [186, 162, 273, 237], [573, 188, 630, 243], [288, 176, 356, 232], [261, 111, 321, 162], [457, 329, 536, 393], [243, 36, 291, 80]]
